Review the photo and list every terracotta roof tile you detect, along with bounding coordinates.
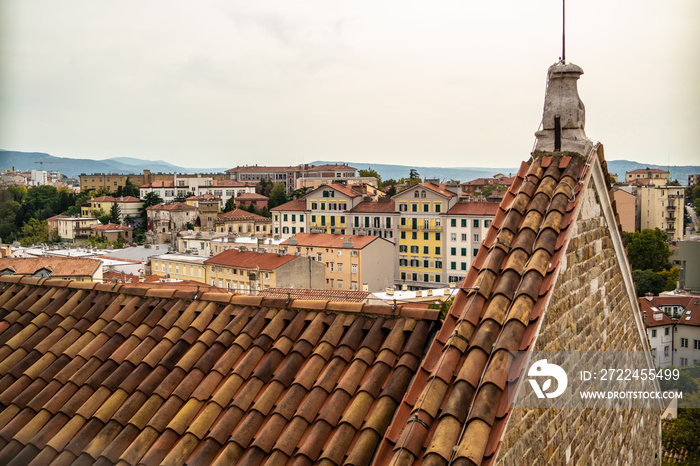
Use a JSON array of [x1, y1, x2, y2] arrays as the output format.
[[0, 275, 440, 465], [374, 146, 604, 464]]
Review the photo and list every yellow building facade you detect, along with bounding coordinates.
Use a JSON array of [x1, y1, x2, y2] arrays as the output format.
[[149, 254, 207, 283]]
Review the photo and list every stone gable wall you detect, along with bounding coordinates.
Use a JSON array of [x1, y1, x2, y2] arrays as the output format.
[[497, 176, 662, 465]]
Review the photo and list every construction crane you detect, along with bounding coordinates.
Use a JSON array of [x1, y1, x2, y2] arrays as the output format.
[[33, 161, 70, 170]]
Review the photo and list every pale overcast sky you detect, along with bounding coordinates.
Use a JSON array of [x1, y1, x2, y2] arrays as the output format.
[[1, 0, 698, 169]]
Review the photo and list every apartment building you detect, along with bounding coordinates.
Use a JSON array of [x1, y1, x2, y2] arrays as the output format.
[[146, 202, 198, 235], [226, 163, 357, 194], [625, 168, 670, 186], [347, 199, 398, 243], [283, 233, 395, 292], [637, 185, 684, 241], [80, 170, 151, 192], [185, 194, 220, 231], [89, 223, 133, 243], [81, 196, 143, 224], [199, 180, 257, 209], [56, 217, 100, 242], [271, 200, 309, 239], [639, 295, 700, 368], [215, 209, 272, 238], [612, 187, 636, 233], [204, 249, 325, 292], [210, 236, 286, 256], [306, 184, 364, 235], [394, 183, 458, 289], [443, 202, 499, 285], [150, 253, 207, 283]]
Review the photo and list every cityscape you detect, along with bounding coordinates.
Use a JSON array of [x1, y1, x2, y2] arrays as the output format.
[[1, 1, 699, 465]]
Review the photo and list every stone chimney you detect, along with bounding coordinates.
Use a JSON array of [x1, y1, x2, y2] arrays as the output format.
[[533, 62, 593, 156]]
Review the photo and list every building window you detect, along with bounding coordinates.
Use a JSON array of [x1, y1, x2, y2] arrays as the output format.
[[681, 338, 688, 348], [330, 263, 334, 272], [435, 247, 441, 254], [423, 203, 429, 212], [651, 329, 657, 338], [473, 248, 479, 256], [423, 246, 429, 254], [412, 204, 418, 212], [435, 232, 441, 241], [473, 219, 480, 228], [695, 340, 700, 350], [400, 245, 407, 253], [473, 234, 479, 242], [651, 348, 656, 358], [451, 262, 456, 270], [399, 204, 407, 212], [664, 346, 670, 357], [401, 232, 406, 239], [338, 263, 343, 273], [665, 327, 670, 335], [351, 251, 358, 257], [352, 264, 357, 274], [435, 260, 442, 269], [451, 233, 457, 242], [461, 262, 467, 271], [451, 219, 457, 227], [338, 280, 343, 289], [681, 358, 688, 366], [461, 219, 467, 228]]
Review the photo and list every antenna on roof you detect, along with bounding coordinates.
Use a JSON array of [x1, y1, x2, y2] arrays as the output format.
[[561, 0, 566, 63]]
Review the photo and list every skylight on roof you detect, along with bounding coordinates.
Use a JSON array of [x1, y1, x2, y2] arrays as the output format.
[[686, 316, 692, 321]]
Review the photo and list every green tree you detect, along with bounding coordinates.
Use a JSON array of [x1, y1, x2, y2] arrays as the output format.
[[18, 218, 51, 246], [663, 408, 700, 463], [256, 179, 273, 197], [409, 168, 420, 180], [4, 185, 27, 203], [632, 269, 666, 297], [290, 187, 310, 199], [141, 191, 164, 208], [23, 185, 60, 221], [359, 168, 382, 186], [0, 200, 23, 241], [224, 196, 236, 213], [122, 178, 139, 197], [173, 191, 194, 203], [109, 203, 122, 224], [268, 183, 289, 209], [623, 229, 672, 272], [658, 267, 680, 291]]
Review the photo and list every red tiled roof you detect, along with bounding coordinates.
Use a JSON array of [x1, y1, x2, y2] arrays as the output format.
[[103, 271, 141, 283], [627, 168, 668, 175], [638, 298, 676, 327], [421, 182, 456, 197], [0, 256, 101, 278], [375, 151, 601, 464], [139, 180, 175, 188], [445, 202, 500, 216], [226, 165, 295, 173], [117, 196, 141, 203], [185, 194, 220, 201], [146, 202, 197, 211], [349, 200, 395, 213], [46, 214, 69, 221], [205, 249, 297, 270], [461, 176, 516, 187], [258, 288, 372, 302], [212, 180, 255, 187], [217, 209, 270, 221], [235, 193, 268, 200], [284, 232, 380, 249], [270, 199, 308, 211], [0, 275, 438, 465], [90, 196, 117, 202], [91, 223, 134, 231], [639, 296, 700, 327], [310, 183, 360, 198]]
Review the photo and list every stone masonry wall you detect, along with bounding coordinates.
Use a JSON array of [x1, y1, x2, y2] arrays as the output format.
[[497, 176, 662, 465]]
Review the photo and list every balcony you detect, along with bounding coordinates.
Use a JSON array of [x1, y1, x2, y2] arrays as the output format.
[[666, 217, 675, 223], [666, 204, 676, 211], [398, 223, 442, 231], [668, 194, 683, 199]]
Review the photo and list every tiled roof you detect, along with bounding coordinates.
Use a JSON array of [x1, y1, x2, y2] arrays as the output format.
[[117, 196, 141, 203], [91, 224, 133, 231], [638, 298, 675, 327], [235, 193, 268, 200], [212, 180, 254, 187], [270, 200, 308, 212], [627, 168, 668, 175], [461, 176, 515, 187], [284, 232, 380, 249], [349, 200, 395, 213], [258, 288, 372, 303], [204, 249, 297, 271], [375, 151, 598, 464], [421, 182, 456, 197], [0, 257, 102, 278], [445, 202, 500, 216], [90, 196, 117, 202], [103, 272, 141, 283], [217, 209, 270, 221], [185, 194, 220, 201], [226, 165, 294, 173], [146, 202, 196, 212], [640, 296, 700, 327], [310, 183, 360, 198], [0, 276, 438, 465], [139, 180, 174, 188]]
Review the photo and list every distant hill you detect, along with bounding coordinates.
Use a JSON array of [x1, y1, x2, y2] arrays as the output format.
[[0, 151, 228, 178], [311, 161, 520, 184], [2, 150, 698, 185]]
